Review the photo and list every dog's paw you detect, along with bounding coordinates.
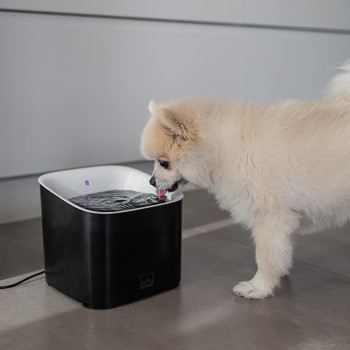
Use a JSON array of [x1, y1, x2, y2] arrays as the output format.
[[233, 277, 277, 299]]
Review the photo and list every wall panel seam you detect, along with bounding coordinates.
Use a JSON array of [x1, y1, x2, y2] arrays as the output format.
[[1, 8, 350, 35]]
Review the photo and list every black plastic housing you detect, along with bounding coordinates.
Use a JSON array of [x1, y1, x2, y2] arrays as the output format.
[[39, 166, 182, 308]]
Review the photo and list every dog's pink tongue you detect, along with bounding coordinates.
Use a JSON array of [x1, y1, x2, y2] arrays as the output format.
[[156, 189, 168, 201]]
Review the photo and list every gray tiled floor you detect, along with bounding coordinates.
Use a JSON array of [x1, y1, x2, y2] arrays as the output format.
[[1, 167, 350, 349]]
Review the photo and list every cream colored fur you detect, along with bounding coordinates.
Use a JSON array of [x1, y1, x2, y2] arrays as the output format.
[[141, 62, 350, 299]]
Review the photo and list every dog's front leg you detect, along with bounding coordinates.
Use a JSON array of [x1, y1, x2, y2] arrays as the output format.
[[233, 212, 299, 299]]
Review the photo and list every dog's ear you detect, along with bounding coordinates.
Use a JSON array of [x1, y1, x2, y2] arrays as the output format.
[[148, 100, 158, 115], [158, 108, 198, 142]]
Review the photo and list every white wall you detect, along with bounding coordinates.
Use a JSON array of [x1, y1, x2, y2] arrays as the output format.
[[1, 1, 350, 223]]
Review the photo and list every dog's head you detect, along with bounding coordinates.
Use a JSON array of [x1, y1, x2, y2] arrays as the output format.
[[141, 99, 200, 200]]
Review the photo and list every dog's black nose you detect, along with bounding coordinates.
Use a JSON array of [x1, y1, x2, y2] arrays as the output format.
[[149, 176, 156, 187]]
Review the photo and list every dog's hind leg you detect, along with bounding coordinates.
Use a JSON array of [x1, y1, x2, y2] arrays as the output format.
[[233, 211, 300, 299]]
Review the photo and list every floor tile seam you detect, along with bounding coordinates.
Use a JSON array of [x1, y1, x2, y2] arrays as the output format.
[[0, 218, 42, 228], [293, 260, 350, 280], [0, 234, 42, 243], [182, 219, 254, 249], [182, 218, 235, 239], [183, 219, 350, 280]]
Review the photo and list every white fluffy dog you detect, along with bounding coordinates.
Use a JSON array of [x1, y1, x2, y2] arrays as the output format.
[[141, 62, 350, 299]]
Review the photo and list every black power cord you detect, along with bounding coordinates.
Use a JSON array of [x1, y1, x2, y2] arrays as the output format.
[[0, 270, 45, 289]]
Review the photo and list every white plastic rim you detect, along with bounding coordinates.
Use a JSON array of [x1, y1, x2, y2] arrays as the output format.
[[38, 165, 183, 214]]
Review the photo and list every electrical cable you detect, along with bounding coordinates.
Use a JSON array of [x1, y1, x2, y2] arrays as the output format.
[[0, 270, 45, 289]]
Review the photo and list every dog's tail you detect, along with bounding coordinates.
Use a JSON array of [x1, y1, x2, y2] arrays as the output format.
[[327, 60, 350, 97]]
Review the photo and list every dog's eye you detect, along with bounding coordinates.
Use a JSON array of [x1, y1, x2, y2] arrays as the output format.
[[159, 160, 169, 169]]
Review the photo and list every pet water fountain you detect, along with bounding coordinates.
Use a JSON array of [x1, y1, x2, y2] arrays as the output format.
[[38, 165, 183, 308]]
